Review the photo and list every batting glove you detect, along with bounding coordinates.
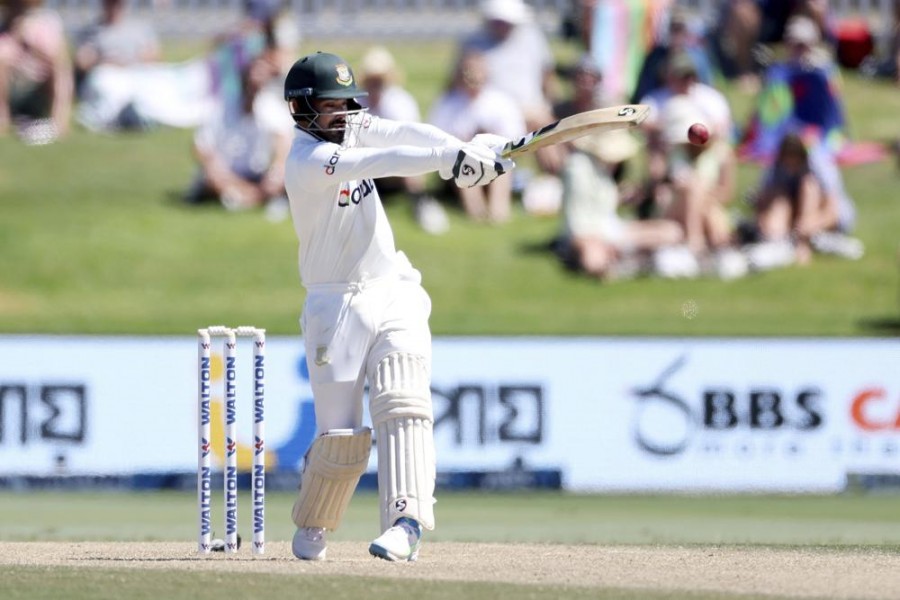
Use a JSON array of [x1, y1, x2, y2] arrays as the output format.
[[469, 133, 511, 154], [439, 143, 514, 188]]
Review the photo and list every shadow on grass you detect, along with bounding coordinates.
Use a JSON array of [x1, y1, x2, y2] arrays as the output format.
[[858, 316, 900, 335]]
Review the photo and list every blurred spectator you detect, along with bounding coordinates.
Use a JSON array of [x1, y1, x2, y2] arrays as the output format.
[[794, 0, 837, 48], [523, 52, 609, 217], [554, 53, 606, 120], [710, 0, 807, 90], [77, 0, 297, 132], [359, 46, 449, 235], [740, 15, 843, 161], [558, 128, 683, 281], [184, 55, 291, 214], [73, 0, 160, 102], [640, 52, 733, 144], [740, 15, 864, 232], [861, 0, 900, 83], [637, 52, 735, 266], [630, 9, 715, 105], [459, 0, 563, 175], [0, 0, 73, 144], [641, 93, 745, 279], [709, 0, 764, 88], [428, 50, 525, 223], [460, 0, 555, 128], [663, 95, 741, 273], [742, 132, 863, 270]]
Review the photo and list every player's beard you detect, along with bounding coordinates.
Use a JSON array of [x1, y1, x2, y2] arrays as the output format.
[[317, 119, 346, 145]]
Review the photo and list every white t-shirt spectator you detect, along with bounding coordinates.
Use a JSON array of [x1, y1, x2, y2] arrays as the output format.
[[365, 85, 421, 123], [460, 23, 554, 116], [194, 106, 282, 180], [428, 87, 525, 143], [75, 18, 159, 68], [640, 82, 733, 141]]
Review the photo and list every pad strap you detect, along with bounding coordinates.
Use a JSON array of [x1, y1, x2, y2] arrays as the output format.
[[291, 427, 371, 530]]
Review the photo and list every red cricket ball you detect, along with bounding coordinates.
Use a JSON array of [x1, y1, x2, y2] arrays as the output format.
[[688, 122, 710, 146]]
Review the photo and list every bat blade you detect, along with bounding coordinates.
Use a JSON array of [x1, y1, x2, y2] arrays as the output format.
[[500, 104, 649, 158]]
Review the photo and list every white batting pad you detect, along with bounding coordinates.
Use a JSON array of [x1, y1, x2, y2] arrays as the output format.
[[370, 353, 436, 532], [291, 427, 372, 530]]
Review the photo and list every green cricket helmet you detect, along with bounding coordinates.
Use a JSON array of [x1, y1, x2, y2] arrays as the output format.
[[284, 51, 368, 102], [284, 52, 368, 141]]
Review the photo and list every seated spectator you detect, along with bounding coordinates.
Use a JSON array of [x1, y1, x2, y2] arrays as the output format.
[[630, 9, 715, 105], [428, 50, 525, 223], [554, 53, 607, 120], [637, 52, 741, 278], [73, 0, 161, 109], [76, 0, 294, 132], [861, 0, 900, 83], [460, 0, 563, 174], [740, 15, 868, 231], [793, 0, 838, 48], [640, 51, 733, 146], [652, 94, 745, 279], [743, 132, 863, 270], [558, 128, 684, 281], [710, 0, 762, 86], [0, 0, 73, 144], [740, 15, 843, 162], [523, 52, 609, 217], [359, 45, 449, 235], [461, 0, 555, 129], [184, 55, 291, 214]]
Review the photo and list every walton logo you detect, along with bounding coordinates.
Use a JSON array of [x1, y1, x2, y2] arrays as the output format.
[[195, 349, 318, 475]]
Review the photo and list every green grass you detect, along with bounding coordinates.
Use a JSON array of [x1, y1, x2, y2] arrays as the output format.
[[2, 568, 765, 600], [3, 491, 899, 547], [2, 491, 898, 599], [2, 40, 900, 336]]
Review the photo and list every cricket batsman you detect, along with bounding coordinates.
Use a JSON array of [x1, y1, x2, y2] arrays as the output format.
[[282, 51, 513, 562]]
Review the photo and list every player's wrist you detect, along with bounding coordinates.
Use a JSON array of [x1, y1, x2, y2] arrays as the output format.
[[437, 146, 461, 180]]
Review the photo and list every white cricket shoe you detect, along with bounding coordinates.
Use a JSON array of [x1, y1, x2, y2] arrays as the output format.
[[368, 517, 422, 562], [292, 527, 327, 561]]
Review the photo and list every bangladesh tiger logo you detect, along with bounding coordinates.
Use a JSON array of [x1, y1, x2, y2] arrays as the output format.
[[335, 64, 353, 87]]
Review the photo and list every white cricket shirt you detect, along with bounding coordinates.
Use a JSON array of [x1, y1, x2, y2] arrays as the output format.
[[284, 114, 462, 287]]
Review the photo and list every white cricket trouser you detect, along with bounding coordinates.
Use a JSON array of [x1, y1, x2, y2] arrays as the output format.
[[301, 274, 432, 432]]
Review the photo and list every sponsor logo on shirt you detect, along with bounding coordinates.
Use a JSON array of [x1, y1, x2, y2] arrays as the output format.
[[338, 179, 375, 207], [324, 149, 342, 175]]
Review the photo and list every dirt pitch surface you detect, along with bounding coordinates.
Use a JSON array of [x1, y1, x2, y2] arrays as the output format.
[[2, 541, 898, 599]]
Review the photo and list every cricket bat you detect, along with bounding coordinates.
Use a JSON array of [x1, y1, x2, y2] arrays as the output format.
[[500, 104, 650, 158]]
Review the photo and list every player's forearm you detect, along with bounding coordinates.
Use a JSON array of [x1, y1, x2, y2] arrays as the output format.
[[367, 117, 463, 149], [328, 145, 456, 181]]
